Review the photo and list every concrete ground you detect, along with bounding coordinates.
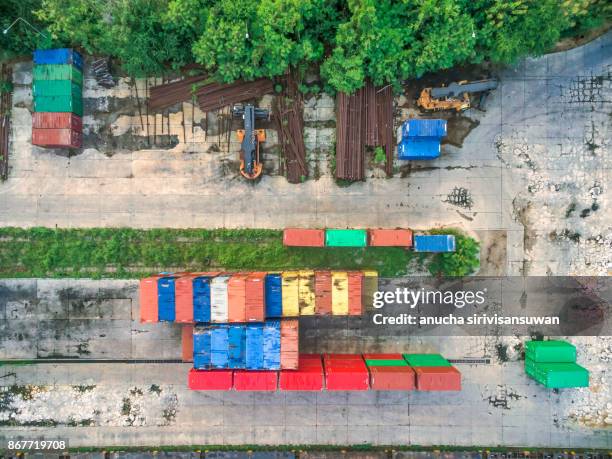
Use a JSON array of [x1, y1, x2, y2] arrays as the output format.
[[1, 35, 610, 276]]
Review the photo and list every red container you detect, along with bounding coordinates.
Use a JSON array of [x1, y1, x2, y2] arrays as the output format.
[[188, 368, 233, 390], [283, 228, 325, 247], [347, 271, 363, 316], [324, 355, 369, 390], [32, 128, 82, 148], [280, 319, 299, 369], [182, 324, 194, 362], [139, 275, 165, 323], [234, 371, 278, 391], [245, 272, 266, 322], [324, 354, 363, 362], [369, 366, 415, 390], [368, 229, 413, 247], [175, 274, 196, 323], [32, 112, 82, 131], [228, 274, 247, 323], [363, 353, 404, 360], [314, 271, 332, 315], [414, 366, 461, 391], [279, 354, 324, 391]]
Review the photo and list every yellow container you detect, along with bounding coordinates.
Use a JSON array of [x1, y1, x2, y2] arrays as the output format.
[[331, 271, 349, 315], [298, 270, 316, 315], [362, 270, 378, 310], [281, 271, 300, 317]]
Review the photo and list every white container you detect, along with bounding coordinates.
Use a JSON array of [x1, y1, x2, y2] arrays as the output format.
[[211, 276, 230, 323]]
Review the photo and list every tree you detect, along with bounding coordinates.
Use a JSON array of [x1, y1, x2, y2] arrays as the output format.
[[1, 0, 49, 59], [427, 230, 480, 277]]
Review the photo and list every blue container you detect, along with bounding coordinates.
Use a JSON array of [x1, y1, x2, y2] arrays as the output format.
[[265, 274, 282, 318], [402, 119, 447, 139], [228, 325, 246, 369], [245, 323, 264, 369], [211, 326, 230, 368], [193, 276, 212, 323], [33, 48, 83, 70], [398, 138, 441, 160], [414, 234, 456, 253], [194, 353, 211, 369], [193, 327, 212, 354], [157, 277, 176, 321], [263, 320, 281, 370]]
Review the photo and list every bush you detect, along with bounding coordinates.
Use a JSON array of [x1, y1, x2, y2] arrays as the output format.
[[427, 228, 480, 277]]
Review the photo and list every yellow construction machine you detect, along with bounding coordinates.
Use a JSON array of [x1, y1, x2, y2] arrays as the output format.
[[417, 79, 498, 112]]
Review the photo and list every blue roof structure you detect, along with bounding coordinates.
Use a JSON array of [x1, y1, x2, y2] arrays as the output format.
[[398, 119, 447, 161]]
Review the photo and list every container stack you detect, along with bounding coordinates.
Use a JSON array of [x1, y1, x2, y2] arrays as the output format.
[[365, 353, 416, 390], [404, 353, 461, 391], [524, 340, 589, 389], [323, 354, 370, 391], [32, 48, 83, 148], [279, 354, 324, 391]]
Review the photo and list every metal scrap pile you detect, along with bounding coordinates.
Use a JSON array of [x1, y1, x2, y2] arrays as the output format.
[[336, 82, 394, 181], [273, 71, 307, 183]]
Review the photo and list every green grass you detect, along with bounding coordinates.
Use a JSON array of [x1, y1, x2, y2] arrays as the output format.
[[0, 227, 414, 278]]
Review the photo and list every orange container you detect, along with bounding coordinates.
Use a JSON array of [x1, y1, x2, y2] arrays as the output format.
[[181, 324, 194, 362], [139, 275, 164, 323], [347, 271, 363, 316], [280, 319, 299, 369], [368, 229, 413, 247], [175, 274, 196, 323], [283, 228, 325, 247], [314, 271, 332, 315], [245, 272, 266, 322], [32, 128, 81, 148], [32, 112, 83, 130], [228, 274, 247, 323]]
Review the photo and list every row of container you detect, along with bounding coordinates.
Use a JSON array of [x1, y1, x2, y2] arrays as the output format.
[[283, 228, 456, 252], [140, 270, 378, 323], [187, 353, 461, 391], [32, 48, 83, 148], [191, 320, 298, 370], [524, 340, 589, 388]]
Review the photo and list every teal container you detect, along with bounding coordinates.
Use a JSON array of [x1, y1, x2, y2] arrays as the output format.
[[525, 359, 589, 388], [403, 353, 452, 367], [525, 340, 576, 363], [33, 80, 82, 98], [34, 95, 83, 116], [33, 64, 83, 86], [325, 229, 367, 247]]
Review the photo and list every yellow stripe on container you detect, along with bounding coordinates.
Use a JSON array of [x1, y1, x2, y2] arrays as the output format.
[[331, 271, 349, 315], [361, 270, 378, 310], [298, 270, 316, 316], [281, 271, 299, 317]]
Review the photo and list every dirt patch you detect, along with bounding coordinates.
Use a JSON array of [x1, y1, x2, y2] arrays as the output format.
[[444, 116, 480, 147], [475, 230, 508, 276]]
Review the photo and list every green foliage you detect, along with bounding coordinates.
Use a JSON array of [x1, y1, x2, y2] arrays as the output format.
[[373, 146, 386, 164], [1, 0, 50, 58], [427, 229, 480, 277]]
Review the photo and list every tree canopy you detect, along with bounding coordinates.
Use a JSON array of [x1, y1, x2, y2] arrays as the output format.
[[0, 0, 607, 90]]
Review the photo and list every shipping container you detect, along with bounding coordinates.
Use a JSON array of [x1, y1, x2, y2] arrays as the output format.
[[525, 340, 576, 363], [403, 353, 451, 367], [33, 80, 82, 98], [139, 275, 165, 323], [402, 119, 447, 138], [279, 354, 324, 391], [193, 275, 215, 323], [158, 276, 177, 322], [193, 326, 212, 369], [324, 356, 369, 391], [298, 270, 315, 315], [265, 273, 283, 318], [363, 353, 403, 360], [211, 326, 230, 368], [32, 128, 82, 148], [281, 271, 299, 317], [280, 319, 299, 370], [361, 270, 378, 311], [413, 235, 456, 253], [331, 271, 349, 315], [34, 95, 83, 117], [175, 274, 196, 323], [228, 274, 247, 323], [314, 270, 332, 315], [325, 229, 368, 247], [283, 228, 325, 247], [414, 366, 461, 391], [347, 271, 363, 316], [525, 359, 588, 388], [398, 138, 442, 160], [32, 112, 82, 131], [188, 368, 233, 390], [33, 64, 83, 85], [34, 48, 83, 70], [263, 320, 281, 370], [368, 229, 413, 247], [245, 272, 266, 322], [365, 359, 409, 367], [369, 366, 416, 390], [246, 323, 265, 369], [211, 276, 230, 322], [182, 324, 194, 363], [233, 371, 278, 391], [228, 325, 246, 368]]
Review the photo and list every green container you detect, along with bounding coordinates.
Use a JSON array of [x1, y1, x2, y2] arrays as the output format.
[[403, 353, 451, 367], [33, 80, 82, 98], [33, 64, 83, 86], [525, 359, 589, 388], [325, 229, 368, 247], [34, 95, 83, 116], [365, 359, 409, 367], [525, 340, 576, 363]]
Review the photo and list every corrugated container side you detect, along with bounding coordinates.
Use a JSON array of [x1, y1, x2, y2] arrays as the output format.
[[211, 276, 230, 323], [265, 273, 283, 318], [363, 353, 403, 360], [368, 229, 413, 247], [414, 366, 461, 391], [34, 95, 83, 117], [33, 80, 82, 98], [413, 235, 456, 253], [210, 326, 230, 368], [33, 64, 83, 85], [32, 112, 82, 130], [314, 270, 332, 315], [280, 319, 299, 370], [245, 323, 264, 369], [525, 340, 577, 363], [33, 48, 83, 70], [139, 276, 163, 323], [188, 368, 233, 391], [263, 320, 281, 369], [404, 119, 447, 138], [175, 275, 196, 323], [228, 325, 246, 369], [331, 271, 349, 315], [193, 275, 214, 323], [370, 366, 416, 390], [361, 270, 378, 310], [228, 274, 247, 323], [32, 128, 82, 148], [324, 356, 369, 391], [157, 277, 177, 322], [283, 228, 325, 247], [245, 272, 266, 322], [279, 354, 324, 391], [298, 270, 315, 316], [233, 371, 278, 391], [281, 272, 299, 317], [347, 271, 363, 316], [182, 324, 194, 362], [193, 326, 212, 369], [403, 353, 451, 367], [325, 229, 368, 247]]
